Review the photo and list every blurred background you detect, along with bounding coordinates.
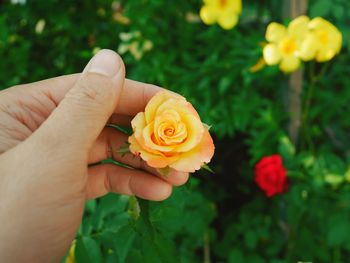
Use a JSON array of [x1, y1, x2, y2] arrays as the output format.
[[1, 0, 350, 262]]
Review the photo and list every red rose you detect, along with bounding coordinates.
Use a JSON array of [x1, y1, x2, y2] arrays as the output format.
[[254, 154, 288, 197]]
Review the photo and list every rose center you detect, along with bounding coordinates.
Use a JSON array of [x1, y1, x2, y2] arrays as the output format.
[[280, 38, 297, 55], [154, 120, 188, 146], [164, 127, 175, 136]]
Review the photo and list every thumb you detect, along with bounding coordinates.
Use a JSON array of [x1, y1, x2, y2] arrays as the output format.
[[35, 49, 125, 151]]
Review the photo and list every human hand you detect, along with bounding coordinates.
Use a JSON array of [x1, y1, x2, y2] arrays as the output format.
[[0, 50, 189, 262]]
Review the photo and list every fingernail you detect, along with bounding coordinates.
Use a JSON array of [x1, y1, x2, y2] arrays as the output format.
[[84, 49, 121, 77]]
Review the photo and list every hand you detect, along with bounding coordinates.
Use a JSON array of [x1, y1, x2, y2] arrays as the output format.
[[0, 50, 189, 262]]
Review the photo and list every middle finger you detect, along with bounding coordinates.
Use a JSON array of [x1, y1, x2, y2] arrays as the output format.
[[89, 127, 189, 186]]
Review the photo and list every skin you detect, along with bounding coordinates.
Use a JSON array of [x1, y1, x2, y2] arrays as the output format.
[[0, 50, 189, 262]]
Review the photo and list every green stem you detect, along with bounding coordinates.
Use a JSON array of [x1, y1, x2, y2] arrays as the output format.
[[301, 62, 329, 151], [137, 198, 154, 236], [286, 207, 307, 261], [203, 232, 211, 263], [304, 62, 316, 119], [333, 247, 341, 262], [137, 199, 157, 252], [301, 63, 315, 151]]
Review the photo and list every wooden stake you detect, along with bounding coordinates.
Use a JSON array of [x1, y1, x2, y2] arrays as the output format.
[[285, 0, 308, 145]]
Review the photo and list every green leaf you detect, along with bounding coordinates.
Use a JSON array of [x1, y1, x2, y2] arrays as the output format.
[[278, 135, 295, 159], [229, 249, 244, 263], [345, 167, 350, 182], [201, 164, 214, 174], [85, 199, 96, 214], [128, 195, 140, 220], [310, 0, 332, 17], [137, 199, 180, 263], [102, 159, 133, 169], [157, 166, 171, 176], [140, 233, 163, 263], [99, 194, 129, 217], [244, 230, 258, 249], [107, 124, 132, 135], [246, 254, 265, 263], [153, 233, 179, 263], [116, 141, 131, 157], [324, 173, 344, 187], [203, 123, 212, 131], [218, 76, 232, 95], [328, 217, 350, 246], [125, 249, 143, 263], [299, 153, 316, 169], [75, 237, 102, 263], [114, 225, 137, 262]]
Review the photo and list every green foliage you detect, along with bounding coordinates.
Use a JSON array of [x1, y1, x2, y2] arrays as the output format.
[[69, 180, 215, 263], [2, 0, 350, 262]]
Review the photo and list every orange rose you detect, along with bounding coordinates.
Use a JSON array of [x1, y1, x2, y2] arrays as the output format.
[[128, 91, 215, 173]]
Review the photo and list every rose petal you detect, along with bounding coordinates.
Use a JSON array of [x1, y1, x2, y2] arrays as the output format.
[[142, 122, 176, 152], [145, 91, 184, 124], [131, 112, 146, 131], [129, 135, 179, 168], [175, 114, 204, 152], [170, 128, 214, 173], [155, 98, 193, 118]]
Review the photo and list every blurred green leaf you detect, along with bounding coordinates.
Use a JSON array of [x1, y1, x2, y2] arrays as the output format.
[[328, 216, 350, 247], [310, 0, 332, 17], [229, 249, 244, 263], [75, 237, 102, 263], [113, 226, 136, 263]]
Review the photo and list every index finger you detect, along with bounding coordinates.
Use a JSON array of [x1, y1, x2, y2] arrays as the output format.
[[117, 79, 165, 116], [28, 74, 166, 117]]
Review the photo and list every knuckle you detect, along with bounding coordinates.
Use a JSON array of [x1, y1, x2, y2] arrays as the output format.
[[68, 73, 115, 106]]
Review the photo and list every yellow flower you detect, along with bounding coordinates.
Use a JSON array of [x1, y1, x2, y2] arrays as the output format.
[[262, 16, 342, 71], [263, 16, 309, 73], [299, 17, 342, 62], [65, 240, 76, 263], [129, 91, 215, 173], [200, 0, 242, 30], [118, 31, 153, 61]]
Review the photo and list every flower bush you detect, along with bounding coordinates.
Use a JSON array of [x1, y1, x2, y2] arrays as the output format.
[[2, 0, 350, 262]]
